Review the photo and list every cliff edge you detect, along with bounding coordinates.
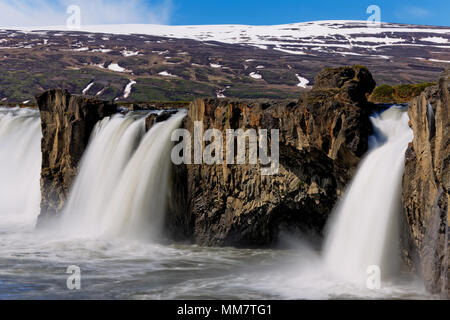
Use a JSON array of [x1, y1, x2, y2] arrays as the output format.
[[402, 68, 449, 298], [36, 89, 116, 222]]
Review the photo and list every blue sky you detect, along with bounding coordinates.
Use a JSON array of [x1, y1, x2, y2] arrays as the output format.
[[171, 0, 450, 26], [0, 0, 448, 27]]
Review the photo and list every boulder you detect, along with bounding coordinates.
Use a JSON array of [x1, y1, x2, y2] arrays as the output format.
[[311, 65, 376, 104]]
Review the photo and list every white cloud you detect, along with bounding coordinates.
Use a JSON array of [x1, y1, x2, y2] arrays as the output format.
[[0, 0, 173, 27]]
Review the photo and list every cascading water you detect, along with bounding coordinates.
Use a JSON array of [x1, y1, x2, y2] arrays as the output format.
[[59, 111, 186, 241], [0, 105, 431, 300], [323, 105, 414, 283], [0, 108, 41, 231], [58, 113, 146, 237], [98, 112, 186, 241]]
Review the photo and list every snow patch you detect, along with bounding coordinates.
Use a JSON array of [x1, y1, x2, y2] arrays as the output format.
[[158, 71, 177, 77], [250, 72, 262, 80], [123, 80, 136, 98], [350, 36, 405, 44], [71, 47, 89, 52], [122, 50, 140, 57], [152, 50, 169, 55], [273, 48, 306, 55], [428, 59, 450, 63], [370, 55, 390, 59], [91, 63, 105, 69], [338, 51, 364, 56], [82, 82, 94, 95], [216, 89, 226, 98], [107, 63, 131, 73], [295, 74, 310, 88], [91, 48, 112, 53], [251, 44, 268, 50], [420, 36, 448, 44]]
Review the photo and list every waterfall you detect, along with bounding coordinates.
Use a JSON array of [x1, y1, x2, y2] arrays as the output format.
[[59, 113, 146, 236], [59, 111, 186, 241], [0, 108, 41, 231], [323, 106, 413, 283]]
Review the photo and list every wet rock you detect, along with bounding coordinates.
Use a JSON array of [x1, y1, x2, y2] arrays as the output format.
[[145, 110, 178, 131], [402, 68, 449, 298], [36, 89, 116, 223]]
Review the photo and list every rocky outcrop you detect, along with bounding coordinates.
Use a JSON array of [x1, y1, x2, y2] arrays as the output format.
[[125, 102, 190, 111], [402, 69, 449, 298], [36, 89, 116, 222], [145, 110, 178, 131], [167, 66, 375, 246]]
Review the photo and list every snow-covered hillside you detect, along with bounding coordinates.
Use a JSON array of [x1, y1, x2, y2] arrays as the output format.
[[0, 20, 448, 103], [12, 20, 450, 55]]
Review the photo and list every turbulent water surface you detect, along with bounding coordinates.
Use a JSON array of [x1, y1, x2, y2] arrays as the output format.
[[0, 106, 434, 300]]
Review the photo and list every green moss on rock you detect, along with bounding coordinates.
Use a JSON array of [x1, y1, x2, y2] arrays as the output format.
[[369, 82, 436, 103]]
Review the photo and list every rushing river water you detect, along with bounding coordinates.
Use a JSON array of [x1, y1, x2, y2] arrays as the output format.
[[0, 231, 432, 299], [0, 107, 434, 300]]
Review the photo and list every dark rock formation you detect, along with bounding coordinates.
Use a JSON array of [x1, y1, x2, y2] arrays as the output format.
[[402, 68, 449, 298], [36, 89, 116, 222], [167, 66, 375, 247], [127, 102, 190, 111], [145, 110, 178, 131], [312, 65, 376, 105]]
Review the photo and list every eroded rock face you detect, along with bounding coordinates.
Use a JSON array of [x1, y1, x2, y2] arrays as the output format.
[[36, 89, 116, 222], [167, 66, 375, 247], [402, 69, 449, 298]]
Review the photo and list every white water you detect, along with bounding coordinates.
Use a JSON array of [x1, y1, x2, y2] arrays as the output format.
[[323, 106, 414, 283], [58, 111, 186, 241], [0, 105, 432, 299], [58, 113, 146, 237], [0, 108, 41, 231]]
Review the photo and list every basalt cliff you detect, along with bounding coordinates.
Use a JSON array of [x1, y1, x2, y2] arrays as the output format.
[[402, 68, 449, 298], [36, 89, 116, 222], [167, 66, 376, 246]]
